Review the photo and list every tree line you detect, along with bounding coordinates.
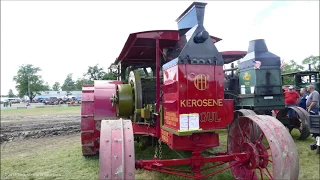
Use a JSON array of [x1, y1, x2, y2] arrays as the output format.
[[9, 55, 319, 100], [11, 64, 117, 100]]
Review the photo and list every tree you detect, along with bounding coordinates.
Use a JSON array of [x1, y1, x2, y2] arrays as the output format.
[[75, 78, 92, 91], [8, 89, 15, 98], [13, 64, 48, 100], [102, 72, 117, 80], [84, 64, 106, 81], [302, 55, 319, 71], [61, 73, 76, 92], [52, 82, 61, 91], [281, 60, 304, 85]]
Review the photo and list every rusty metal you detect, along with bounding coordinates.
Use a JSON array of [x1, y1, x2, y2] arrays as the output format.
[[228, 115, 299, 180], [99, 119, 135, 180], [276, 106, 310, 140]]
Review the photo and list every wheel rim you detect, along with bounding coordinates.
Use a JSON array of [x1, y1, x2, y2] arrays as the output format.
[[228, 115, 299, 180], [276, 107, 310, 140]]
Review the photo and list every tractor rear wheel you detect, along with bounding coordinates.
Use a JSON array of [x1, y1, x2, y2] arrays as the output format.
[[276, 106, 310, 140], [228, 115, 299, 180], [81, 85, 98, 156], [99, 119, 135, 180], [80, 81, 122, 156]]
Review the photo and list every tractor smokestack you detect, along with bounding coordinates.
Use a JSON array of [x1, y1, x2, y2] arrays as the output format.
[[308, 64, 311, 71], [248, 39, 268, 52], [175, 2, 207, 37]]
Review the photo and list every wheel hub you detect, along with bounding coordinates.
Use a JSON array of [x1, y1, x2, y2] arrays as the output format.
[[242, 142, 259, 169], [255, 142, 269, 168]]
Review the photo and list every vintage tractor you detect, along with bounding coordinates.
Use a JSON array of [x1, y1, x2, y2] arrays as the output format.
[[81, 2, 299, 179], [223, 40, 312, 141], [281, 67, 320, 92]]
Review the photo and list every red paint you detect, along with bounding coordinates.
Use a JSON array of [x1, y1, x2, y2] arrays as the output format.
[[155, 39, 161, 137], [162, 63, 234, 131], [117, 30, 222, 63], [132, 124, 157, 136], [99, 120, 135, 180], [161, 128, 220, 151], [136, 151, 248, 179], [80, 85, 98, 155], [94, 80, 122, 120]]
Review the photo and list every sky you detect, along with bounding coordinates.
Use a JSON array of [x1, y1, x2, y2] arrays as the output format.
[[1, 1, 319, 95]]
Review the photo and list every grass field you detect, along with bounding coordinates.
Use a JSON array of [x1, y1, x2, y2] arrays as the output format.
[[0, 106, 80, 116], [1, 129, 319, 180]]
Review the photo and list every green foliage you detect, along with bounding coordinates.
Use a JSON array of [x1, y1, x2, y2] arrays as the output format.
[[13, 64, 48, 100], [7, 89, 15, 98], [302, 55, 320, 71], [75, 78, 93, 91], [61, 73, 76, 92], [281, 60, 305, 85], [84, 64, 106, 81], [52, 82, 61, 91], [102, 72, 117, 80]]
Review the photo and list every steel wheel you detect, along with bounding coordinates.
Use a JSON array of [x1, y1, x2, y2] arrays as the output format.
[[228, 115, 299, 180], [234, 109, 261, 140], [99, 119, 135, 180], [276, 106, 310, 140]]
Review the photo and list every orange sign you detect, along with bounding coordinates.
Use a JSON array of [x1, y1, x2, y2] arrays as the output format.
[[194, 74, 208, 90]]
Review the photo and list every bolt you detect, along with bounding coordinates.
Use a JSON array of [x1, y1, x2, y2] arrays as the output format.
[[129, 173, 132, 176], [128, 139, 131, 142], [106, 140, 109, 143], [104, 174, 109, 178]]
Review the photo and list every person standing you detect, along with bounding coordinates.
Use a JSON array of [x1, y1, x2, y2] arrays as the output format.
[[298, 88, 308, 110], [306, 85, 319, 115], [285, 86, 300, 118]]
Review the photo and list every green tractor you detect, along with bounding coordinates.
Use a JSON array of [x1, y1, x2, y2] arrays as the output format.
[[281, 68, 320, 92]]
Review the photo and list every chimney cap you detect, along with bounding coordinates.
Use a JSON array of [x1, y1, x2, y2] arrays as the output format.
[[175, 2, 207, 23]]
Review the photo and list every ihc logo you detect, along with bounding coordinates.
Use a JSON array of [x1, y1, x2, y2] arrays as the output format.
[[194, 74, 208, 90]]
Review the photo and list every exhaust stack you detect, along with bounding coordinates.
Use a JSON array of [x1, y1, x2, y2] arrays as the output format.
[[166, 2, 223, 66], [176, 2, 207, 37]]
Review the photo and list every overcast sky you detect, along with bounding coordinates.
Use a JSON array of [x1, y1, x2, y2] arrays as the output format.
[[1, 1, 319, 95]]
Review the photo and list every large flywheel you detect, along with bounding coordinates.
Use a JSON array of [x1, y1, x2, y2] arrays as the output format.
[[228, 115, 299, 180], [128, 71, 143, 122]]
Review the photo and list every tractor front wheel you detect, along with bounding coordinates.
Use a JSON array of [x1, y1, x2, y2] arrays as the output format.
[[227, 115, 299, 180], [99, 119, 135, 180]]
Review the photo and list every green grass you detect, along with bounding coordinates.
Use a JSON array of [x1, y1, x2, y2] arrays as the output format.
[[1, 129, 319, 180], [0, 106, 80, 116]]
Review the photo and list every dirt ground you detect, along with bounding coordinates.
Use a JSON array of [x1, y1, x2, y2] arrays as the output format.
[[0, 108, 80, 144]]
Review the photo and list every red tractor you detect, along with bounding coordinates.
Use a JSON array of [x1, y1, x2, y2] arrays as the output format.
[[81, 2, 299, 179]]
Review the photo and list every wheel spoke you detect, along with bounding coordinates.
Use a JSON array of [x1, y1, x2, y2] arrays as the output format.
[[259, 167, 273, 179], [265, 168, 273, 179], [251, 121, 257, 142], [229, 135, 242, 147], [259, 168, 264, 180]]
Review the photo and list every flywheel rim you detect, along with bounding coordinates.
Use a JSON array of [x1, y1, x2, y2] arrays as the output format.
[[128, 70, 143, 122]]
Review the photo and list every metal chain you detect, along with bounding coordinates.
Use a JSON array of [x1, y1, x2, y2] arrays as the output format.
[[158, 139, 162, 160], [154, 143, 158, 158]]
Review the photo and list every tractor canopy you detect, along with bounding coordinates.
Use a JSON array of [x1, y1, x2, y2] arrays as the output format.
[[114, 30, 246, 67]]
